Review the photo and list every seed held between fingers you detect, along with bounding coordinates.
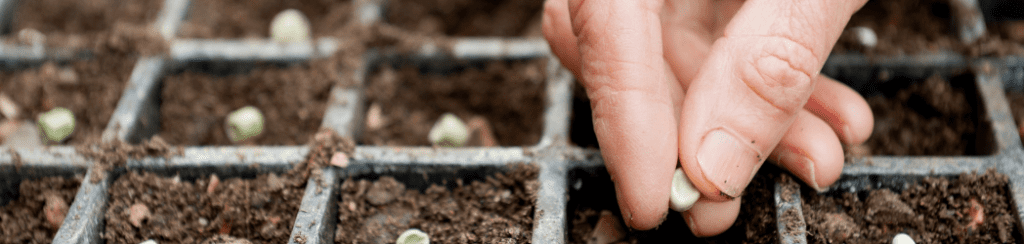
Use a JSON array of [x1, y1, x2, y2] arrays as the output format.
[[669, 168, 700, 212]]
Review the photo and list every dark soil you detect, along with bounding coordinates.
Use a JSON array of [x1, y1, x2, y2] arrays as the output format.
[[802, 169, 1019, 244], [0, 53, 138, 145], [10, 0, 165, 54], [833, 0, 1024, 57], [834, 0, 957, 56], [384, 0, 545, 37], [360, 59, 547, 146], [0, 176, 82, 244], [157, 60, 340, 146], [863, 74, 984, 155], [567, 166, 782, 244], [570, 83, 599, 149], [103, 130, 355, 244], [180, 0, 354, 39], [103, 171, 304, 244], [334, 164, 539, 243]]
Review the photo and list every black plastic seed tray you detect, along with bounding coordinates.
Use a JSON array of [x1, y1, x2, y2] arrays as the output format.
[[0, 0, 1023, 243]]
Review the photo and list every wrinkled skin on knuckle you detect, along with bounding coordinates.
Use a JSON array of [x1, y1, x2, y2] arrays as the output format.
[[731, 35, 818, 114]]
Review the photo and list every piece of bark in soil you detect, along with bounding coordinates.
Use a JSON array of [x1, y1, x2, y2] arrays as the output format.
[[865, 189, 916, 225]]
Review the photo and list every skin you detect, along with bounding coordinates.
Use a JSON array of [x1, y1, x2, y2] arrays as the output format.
[[542, 0, 874, 236]]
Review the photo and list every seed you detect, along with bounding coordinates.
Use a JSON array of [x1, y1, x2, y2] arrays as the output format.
[[428, 113, 469, 147], [396, 229, 429, 244], [270, 9, 311, 43], [669, 168, 699, 212], [892, 233, 915, 244], [225, 106, 264, 143], [37, 107, 75, 142], [851, 26, 877, 48]]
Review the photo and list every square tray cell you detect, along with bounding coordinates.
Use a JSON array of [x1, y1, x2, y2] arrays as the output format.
[[833, 0, 958, 55], [103, 166, 305, 244], [179, 0, 353, 39], [565, 165, 782, 243], [827, 66, 994, 156], [334, 163, 538, 243], [801, 171, 1022, 243], [0, 54, 137, 145], [0, 164, 84, 244], [382, 0, 544, 37], [360, 57, 548, 147], [6, 0, 163, 50], [570, 83, 598, 149], [155, 59, 337, 146]]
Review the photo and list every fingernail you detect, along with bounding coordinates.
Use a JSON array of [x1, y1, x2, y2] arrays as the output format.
[[696, 129, 762, 198], [777, 151, 821, 191], [684, 212, 699, 235]]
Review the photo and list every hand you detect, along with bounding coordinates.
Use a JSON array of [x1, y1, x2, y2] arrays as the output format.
[[542, 0, 874, 236]]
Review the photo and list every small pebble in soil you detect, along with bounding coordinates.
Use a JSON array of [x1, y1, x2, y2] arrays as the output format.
[[893, 233, 915, 244], [43, 192, 69, 229], [225, 106, 264, 143], [428, 113, 469, 147], [0, 92, 21, 119], [366, 102, 385, 130], [208, 174, 220, 194], [588, 210, 625, 244], [396, 229, 430, 244], [270, 9, 311, 43], [128, 203, 151, 228], [851, 26, 877, 48], [330, 152, 349, 168], [669, 168, 699, 212], [37, 107, 75, 142], [967, 197, 984, 231]]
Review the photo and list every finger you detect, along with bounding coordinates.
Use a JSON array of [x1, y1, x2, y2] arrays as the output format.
[[660, 0, 714, 86], [770, 110, 844, 192], [682, 196, 741, 237], [804, 75, 874, 145], [542, 0, 582, 77], [678, 0, 867, 201], [568, 0, 678, 230]]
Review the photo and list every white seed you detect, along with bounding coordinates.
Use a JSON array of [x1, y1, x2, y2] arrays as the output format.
[[893, 233, 915, 244], [270, 9, 311, 43], [365, 102, 385, 130], [139, 240, 158, 244], [396, 229, 429, 244], [852, 26, 877, 48], [225, 106, 264, 143], [428, 113, 469, 147], [669, 168, 699, 212], [37, 107, 75, 142]]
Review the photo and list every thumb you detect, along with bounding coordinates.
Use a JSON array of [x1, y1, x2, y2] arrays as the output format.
[[679, 0, 866, 200]]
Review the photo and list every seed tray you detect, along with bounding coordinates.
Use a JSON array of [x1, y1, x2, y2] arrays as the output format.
[[0, 0, 1022, 243]]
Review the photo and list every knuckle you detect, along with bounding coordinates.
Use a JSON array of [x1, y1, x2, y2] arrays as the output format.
[[736, 35, 818, 112]]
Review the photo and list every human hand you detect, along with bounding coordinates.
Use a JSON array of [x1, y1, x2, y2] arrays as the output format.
[[542, 0, 874, 236]]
